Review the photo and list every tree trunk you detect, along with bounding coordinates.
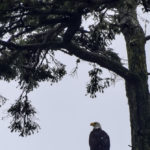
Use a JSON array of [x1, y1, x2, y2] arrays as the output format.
[[118, 1, 150, 150]]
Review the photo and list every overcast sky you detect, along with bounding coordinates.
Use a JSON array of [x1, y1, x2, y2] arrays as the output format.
[[0, 7, 150, 150]]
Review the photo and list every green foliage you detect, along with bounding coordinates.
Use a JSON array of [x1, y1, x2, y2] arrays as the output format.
[[0, 50, 18, 81], [87, 67, 115, 98], [8, 95, 40, 137], [0, 0, 149, 136]]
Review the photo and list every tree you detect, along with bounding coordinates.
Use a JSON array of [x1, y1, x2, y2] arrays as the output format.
[[0, 0, 150, 149]]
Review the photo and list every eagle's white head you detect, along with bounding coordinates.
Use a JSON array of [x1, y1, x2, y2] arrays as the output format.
[[90, 122, 102, 129]]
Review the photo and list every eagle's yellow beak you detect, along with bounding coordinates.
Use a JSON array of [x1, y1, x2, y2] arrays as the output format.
[[90, 122, 95, 126]]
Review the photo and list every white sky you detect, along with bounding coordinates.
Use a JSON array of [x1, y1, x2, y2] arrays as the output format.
[[0, 7, 150, 150]]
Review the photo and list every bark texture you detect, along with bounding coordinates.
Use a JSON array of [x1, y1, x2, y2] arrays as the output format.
[[0, 0, 150, 147], [118, 1, 150, 150]]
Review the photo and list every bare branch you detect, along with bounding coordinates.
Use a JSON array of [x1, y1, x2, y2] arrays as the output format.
[[63, 13, 82, 42], [0, 39, 63, 51], [0, 40, 139, 82], [145, 35, 150, 42], [63, 42, 139, 82]]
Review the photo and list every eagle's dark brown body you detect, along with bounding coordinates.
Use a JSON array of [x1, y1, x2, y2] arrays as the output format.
[[89, 128, 110, 150]]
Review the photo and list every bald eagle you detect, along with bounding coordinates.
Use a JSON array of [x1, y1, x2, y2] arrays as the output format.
[[89, 122, 110, 150]]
